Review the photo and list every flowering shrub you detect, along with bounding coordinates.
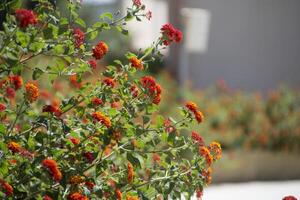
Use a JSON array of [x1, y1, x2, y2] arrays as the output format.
[[0, 0, 221, 199]]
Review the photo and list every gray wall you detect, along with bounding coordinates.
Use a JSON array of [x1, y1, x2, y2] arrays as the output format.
[[183, 0, 300, 91]]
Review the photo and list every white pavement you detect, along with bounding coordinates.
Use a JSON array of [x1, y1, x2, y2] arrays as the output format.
[[201, 181, 300, 200]]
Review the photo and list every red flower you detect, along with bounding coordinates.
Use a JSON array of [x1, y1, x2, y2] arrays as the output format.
[[283, 196, 298, 200], [130, 85, 139, 97], [9, 75, 23, 90], [0, 103, 6, 112], [129, 57, 143, 70], [69, 137, 80, 145], [196, 188, 203, 200], [140, 76, 162, 104], [73, 28, 84, 48], [91, 97, 103, 106], [191, 131, 204, 146], [85, 181, 95, 191], [67, 192, 89, 200], [83, 152, 94, 163], [88, 59, 97, 69], [127, 162, 134, 184], [161, 23, 183, 45], [152, 153, 161, 164], [92, 111, 111, 128], [43, 195, 53, 200], [6, 87, 15, 99], [133, 0, 142, 7], [15, 9, 38, 28], [103, 77, 116, 88], [42, 105, 62, 117], [92, 41, 108, 60], [42, 159, 62, 182], [0, 180, 13, 196]]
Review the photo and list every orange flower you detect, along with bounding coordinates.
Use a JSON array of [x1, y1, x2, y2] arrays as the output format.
[[25, 82, 39, 103], [194, 110, 204, 123], [126, 195, 139, 200], [185, 101, 198, 113], [9, 75, 23, 90], [130, 57, 143, 70], [7, 142, 22, 153], [127, 162, 134, 184], [69, 74, 82, 89], [92, 111, 111, 128], [199, 146, 213, 166], [0, 180, 13, 196], [68, 175, 85, 185], [209, 141, 222, 160], [42, 159, 62, 182], [201, 167, 212, 184], [115, 189, 122, 200], [92, 41, 108, 60], [185, 101, 204, 123], [67, 192, 89, 200]]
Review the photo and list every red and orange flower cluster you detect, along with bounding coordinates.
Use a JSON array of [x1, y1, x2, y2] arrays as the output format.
[[160, 23, 183, 46], [7, 141, 34, 159], [42, 104, 62, 117], [129, 57, 143, 70], [92, 41, 109, 60], [92, 111, 111, 128], [127, 162, 135, 184], [140, 76, 162, 104], [67, 192, 89, 200], [42, 159, 62, 182], [185, 101, 204, 123]]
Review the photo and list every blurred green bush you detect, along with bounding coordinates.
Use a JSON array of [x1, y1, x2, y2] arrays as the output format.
[[157, 73, 300, 152]]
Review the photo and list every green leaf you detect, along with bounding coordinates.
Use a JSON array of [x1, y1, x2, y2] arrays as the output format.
[[99, 12, 113, 20], [0, 124, 6, 135], [75, 18, 86, 28], [53, 44, 65, 54], [87, 28, 98, 40], [16, 30, 30, 47]]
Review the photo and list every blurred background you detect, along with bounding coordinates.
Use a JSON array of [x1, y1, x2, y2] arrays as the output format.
[[3, 0, 300, 199]]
